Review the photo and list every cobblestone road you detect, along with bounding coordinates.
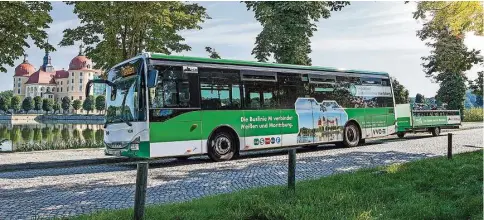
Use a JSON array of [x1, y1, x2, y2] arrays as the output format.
[[0, 128, 482, 219]]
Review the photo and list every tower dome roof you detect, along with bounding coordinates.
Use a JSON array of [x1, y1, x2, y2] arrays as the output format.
[[14, 55, 35, 77], [69, 55, 92, 70]]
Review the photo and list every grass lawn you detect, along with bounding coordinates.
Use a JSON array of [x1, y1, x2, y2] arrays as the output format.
[[73, 150, 483, 220]]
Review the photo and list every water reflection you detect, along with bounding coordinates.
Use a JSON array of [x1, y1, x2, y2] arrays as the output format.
[[0, 122, 104, 152]]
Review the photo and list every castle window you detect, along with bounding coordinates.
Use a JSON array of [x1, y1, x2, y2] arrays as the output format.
[[72, 72, 74, 77], [80, 72, 83, 76]]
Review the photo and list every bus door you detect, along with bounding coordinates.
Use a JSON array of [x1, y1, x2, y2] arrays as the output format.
[[241, 72, 282, 149], [148, 65, 202, 157]]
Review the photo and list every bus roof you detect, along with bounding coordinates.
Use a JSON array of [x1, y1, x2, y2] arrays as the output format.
[[149, 53, 389, 76]]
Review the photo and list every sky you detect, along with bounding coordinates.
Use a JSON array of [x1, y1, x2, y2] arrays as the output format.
[[1, 1, 483, 97]]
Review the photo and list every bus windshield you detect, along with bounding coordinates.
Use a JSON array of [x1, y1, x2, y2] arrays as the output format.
[[106, 60, 142, 125]]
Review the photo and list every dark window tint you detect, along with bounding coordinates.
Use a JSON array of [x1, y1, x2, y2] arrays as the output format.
[[149, 65, 200, 108], [243, 81, 278, 109], [199, 68, 241, 110], [277, 72, 309, 108]]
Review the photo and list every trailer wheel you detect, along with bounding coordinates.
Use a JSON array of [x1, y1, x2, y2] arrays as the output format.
[[397, 132, 405, 138], [208, 131, 236, 162], [431, 127, 441, 136], [341, 123, 360, 148]]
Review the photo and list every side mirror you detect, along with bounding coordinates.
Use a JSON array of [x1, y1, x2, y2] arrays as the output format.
[[147, 69, 159, 88]]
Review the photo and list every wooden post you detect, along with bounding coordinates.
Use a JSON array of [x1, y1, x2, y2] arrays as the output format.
[[288, 149, 296, 191], [134, 162, 149, 220], [447, 133, 452, 160]]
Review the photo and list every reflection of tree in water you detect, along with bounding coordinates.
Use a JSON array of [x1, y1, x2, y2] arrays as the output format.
[[0, 126, 10, 140], [52, 126, 61, 142], [10, 126, 21, 143], [72, 129, 81, 142], [21, 127, 33, 143], [95, 129, 104, 143], [61, 127, 70, 142], [41, 127, 52, 141], [82, 128, 95, 142], [33, 127, 42, 142]]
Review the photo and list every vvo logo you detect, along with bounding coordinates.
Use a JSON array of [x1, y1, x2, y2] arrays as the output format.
[[372, 128, 386, 135]]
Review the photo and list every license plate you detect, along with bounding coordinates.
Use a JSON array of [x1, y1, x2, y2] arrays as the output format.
[[107, 149, 121, 156]]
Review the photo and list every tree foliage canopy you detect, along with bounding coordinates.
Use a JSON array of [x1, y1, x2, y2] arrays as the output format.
[[22, 97, 33, 112], [0, 2, 54, 72], [391, 77, 410, 104], [469, 71, 483, 98], [42, 98, 53, 113], [413, 1, 483, 38], [61, 96, 71, 113], [205, 47, 221, 59], [59, 2, 210, 70], [95, 95, 106, 112], [33, 96, 42, 112], [72, 100, 82, 113], [245, 1, 349, 65], [415, 93, 425, 103], [83, 95, 95, 114], [10, 96, 21, 112]]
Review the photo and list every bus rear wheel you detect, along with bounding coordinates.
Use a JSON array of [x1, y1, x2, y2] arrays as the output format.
[[431, 127, 441, 136], [397, 132, 405, 138], [208, 131, 236, 162], [341, 123, 360, 148]]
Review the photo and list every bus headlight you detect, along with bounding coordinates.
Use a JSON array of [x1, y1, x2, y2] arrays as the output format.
[[130, 137, 140, 150]]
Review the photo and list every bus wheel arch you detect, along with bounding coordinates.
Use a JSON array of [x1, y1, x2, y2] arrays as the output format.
[[207, 126, 240, 162]]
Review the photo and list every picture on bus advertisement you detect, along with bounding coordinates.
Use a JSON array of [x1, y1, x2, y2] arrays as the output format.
[[295, 98, 348, 144]]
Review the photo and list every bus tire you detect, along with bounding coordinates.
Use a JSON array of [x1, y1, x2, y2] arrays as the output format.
[[397, 132, 405, 138], [208, 131, 236, 162], [431, 127, 440, 136], [342, 123, 360, 148]]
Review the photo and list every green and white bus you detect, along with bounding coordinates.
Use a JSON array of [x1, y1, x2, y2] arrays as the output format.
[[87, 53, 396, 161]]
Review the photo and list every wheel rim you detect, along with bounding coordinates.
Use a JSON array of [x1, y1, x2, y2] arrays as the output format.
[[435, 127, 440, 135], [214, 136, 231, 155], [345, 126, 359, 145]]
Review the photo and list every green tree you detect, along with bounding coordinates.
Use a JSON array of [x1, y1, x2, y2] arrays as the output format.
[[82, 128, 94, 142], [21, 97, 34, 113], [420, 28, 482, 113], [95, 129, 104, 143], [205, 46, 221, 59], [0, 97, 9, 113], [415, 93, 425, 103], [33, 96, 42, 113], [52, 100, 61, 114], [61, 96, 71, 114], [245, 2, 349, 65], [0, 2, 54, 72], [82, 96, 95, 115], [72, 99, 82, 114], [469, 71, 483, 97], [10, 96, 21, 113], [95, 95, 106, 114], [0, 90, 13, 101], [42, 98, 53, 114], [391, 77, 410, 104], [412, 2, 483, 37], [21, 127, 33, 142], [59, 2, 210, 70]]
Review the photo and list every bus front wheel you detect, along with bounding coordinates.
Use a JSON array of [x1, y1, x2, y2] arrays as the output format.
[[397, 132, 405, 138], [341, 123, 360, 148], [208, 131, 236, 162]]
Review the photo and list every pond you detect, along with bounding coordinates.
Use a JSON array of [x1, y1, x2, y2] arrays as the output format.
[[0, 120, 104, 153]]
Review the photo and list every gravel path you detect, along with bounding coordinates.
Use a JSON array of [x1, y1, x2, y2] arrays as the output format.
[[0, 128, 482, 220]]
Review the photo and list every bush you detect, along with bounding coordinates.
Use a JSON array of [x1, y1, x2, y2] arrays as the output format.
[[463, 108, 483, 122]]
